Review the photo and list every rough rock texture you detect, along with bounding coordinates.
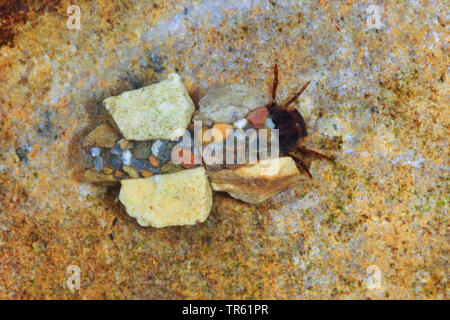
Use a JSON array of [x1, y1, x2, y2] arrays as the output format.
[[194, 84, 269, 126], [209, 157, 301, 204], [104, 73, 195, 140], [119, 167, 212, 228], [0, 0, 447, 299]]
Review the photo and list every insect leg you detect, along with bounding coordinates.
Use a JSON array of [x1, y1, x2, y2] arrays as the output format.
[[282, 80, 311, 108], [298, 147, 334, 162], [289, 153, 313, 178], [271, 64, 279, 106]]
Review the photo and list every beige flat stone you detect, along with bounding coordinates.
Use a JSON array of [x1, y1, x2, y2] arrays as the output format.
[[119, 167, 212, 228], [194, 84, 269, 126], [208, 157, 300, 204], [103, 73, 195, 140]]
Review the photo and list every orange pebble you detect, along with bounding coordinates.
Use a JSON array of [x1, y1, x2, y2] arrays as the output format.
[[246, 107, 268, 128], [149, 155, 159, 167], [114, 170, 124, 178], [141, 171, 153, 178]]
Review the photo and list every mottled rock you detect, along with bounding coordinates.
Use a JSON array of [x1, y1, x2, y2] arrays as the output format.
[[194, 84, 269, 126], [103, 73, 195, 140], [82, 124, 119, 148], [119, 167, 213, 228], [208, 157, 300, 204]]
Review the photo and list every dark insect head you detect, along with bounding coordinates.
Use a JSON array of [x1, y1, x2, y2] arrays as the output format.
[[267, 64, 333, 178]]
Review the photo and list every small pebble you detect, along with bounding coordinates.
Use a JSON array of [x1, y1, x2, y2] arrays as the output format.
[[94, 156, 104, 172], [91, 147, 100, 157], [111, 144, 122, 155], [123, 165, 140, 178], [122, 150, 132, 166], [132, 141, 153, 159], [103, 167, 113, 174], [158, 143, 173, 164], [114, 170, 124, 178], [132, 159, 152, 171], [151, 140, 164, 157], [265, 117, 275, 129], [141, 171, 153, 178], [110, 154, 122, 170], [149, 155, 159, 167], [81, 149, 94, 168], [233, 118, 248, 129]]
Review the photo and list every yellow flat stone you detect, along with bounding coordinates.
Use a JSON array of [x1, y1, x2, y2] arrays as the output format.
[[103, 73, 195, 140], [119, 167, 212, 228]]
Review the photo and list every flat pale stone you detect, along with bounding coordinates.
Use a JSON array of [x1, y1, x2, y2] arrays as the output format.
[[103, 73, 195, 140], [119, 167, 212, 228], [194, 84, 269, 126], [208, 157, 300, 204]]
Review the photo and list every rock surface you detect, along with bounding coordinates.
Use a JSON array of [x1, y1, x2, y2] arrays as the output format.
[[1, 0, 447, 300], [104, 73, 195, 140], [194, 84, 269, 126], [119, 167, 212, 227], [209, 157, 300, 204]]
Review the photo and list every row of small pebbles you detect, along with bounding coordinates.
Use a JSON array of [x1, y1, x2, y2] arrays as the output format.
[[83, 139, 179, 180], [82, 124, 278, 182]]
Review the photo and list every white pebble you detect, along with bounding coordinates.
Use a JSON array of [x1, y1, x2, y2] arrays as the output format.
[[91, 147, 100, 157], [122, 150, 132, 166], [233, 118, 248, 129], [265, 117, 275, 129], [151, 140, 163, 157]]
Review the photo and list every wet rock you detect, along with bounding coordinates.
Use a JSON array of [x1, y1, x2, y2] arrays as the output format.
[[119, 167, 212, 227]]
